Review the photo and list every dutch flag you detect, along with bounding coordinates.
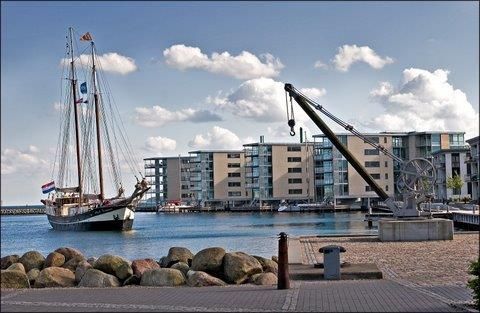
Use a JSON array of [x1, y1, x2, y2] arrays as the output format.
[[41, 181, 55, 194]]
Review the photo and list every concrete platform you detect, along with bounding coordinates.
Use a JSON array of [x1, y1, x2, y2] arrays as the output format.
[[379, 218, 454, 241], [289, 263, 383, 280]]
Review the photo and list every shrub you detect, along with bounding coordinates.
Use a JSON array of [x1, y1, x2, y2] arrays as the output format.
[[468, 258, 480, 310]]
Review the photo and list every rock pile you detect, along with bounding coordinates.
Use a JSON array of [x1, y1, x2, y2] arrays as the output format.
[[1, 246, 278, 289]]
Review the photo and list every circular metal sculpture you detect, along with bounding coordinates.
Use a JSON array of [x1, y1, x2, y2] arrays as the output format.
[[397, 158, 436, 195]]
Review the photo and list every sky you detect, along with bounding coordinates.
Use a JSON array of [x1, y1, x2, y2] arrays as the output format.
[[1, 1, 479, 205]]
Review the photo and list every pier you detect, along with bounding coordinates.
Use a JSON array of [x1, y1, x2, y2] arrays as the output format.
[[452, 210, 479, 230], [0, 205, 45, 215]]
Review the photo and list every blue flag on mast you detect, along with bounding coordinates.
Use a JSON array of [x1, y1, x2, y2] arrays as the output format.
[[80, 82, 87, 94]]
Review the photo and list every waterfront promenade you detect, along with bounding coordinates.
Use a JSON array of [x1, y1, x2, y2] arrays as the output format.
[[1, 233, 478, 312]]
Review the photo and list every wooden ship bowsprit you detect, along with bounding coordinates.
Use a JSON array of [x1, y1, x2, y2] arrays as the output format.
[[41, 28, 149, 231]]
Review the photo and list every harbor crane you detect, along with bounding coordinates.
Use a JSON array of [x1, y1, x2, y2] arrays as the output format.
[[284, 83, 436, 218]]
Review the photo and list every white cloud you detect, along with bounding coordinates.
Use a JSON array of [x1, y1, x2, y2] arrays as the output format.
[[163, 44, 284, 79], [332, 44, 394, 72], [1, 145, 48, 175], [367, 68, 479, 139], [314, 60, 328, 69], [134, 106, 222, 127], [188, 126, 248, 150], [300, 87, 326, 100], [144, 136, 177, 154], [208, 78, 326, 124], [62, 52, 137, 75]]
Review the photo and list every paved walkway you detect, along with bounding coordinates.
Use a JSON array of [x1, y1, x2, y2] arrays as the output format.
[[1, 237, 477, 312]]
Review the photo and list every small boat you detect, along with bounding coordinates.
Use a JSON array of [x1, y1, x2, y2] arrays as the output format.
[[40, 28, 149, 231]]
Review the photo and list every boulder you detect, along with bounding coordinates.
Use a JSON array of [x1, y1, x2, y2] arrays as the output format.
[[27, 268, 40, 285], [272, 256, 278, 263], [171, 262, 190, 277], [131, 258, 160, 278], [140, 268, 185, 287], [86, 257, 97, 266], [1, 270, 30, 289], [45, 252, 66, 268], [159, 256, 169, 268], [75, 260, 92, 283], [7, 263, 26, 273], [77, 269, 120, 287], [252, 272, 277, 285], [34, 267, 75, 288], [19, 251, 45, 272], [123, 275, 140, 286], [1, 255, 20, 269], [191, 247, 225, 277], [253, 255, 278, 275], [62, 256, 86, 272], [186, 270, 227, 287], [166, 247, 194, 267], [54, 247, 84, 262], [93, 254, 133, 280], [223, 252, 263, 284]]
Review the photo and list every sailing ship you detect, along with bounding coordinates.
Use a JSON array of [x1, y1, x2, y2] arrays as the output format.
[[40, 28, 149, 231]]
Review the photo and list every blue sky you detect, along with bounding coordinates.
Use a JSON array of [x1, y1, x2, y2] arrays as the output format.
[[1, 1, 479, 205]]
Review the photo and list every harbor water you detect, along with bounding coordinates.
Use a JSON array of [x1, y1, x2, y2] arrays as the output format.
[[1, 211, 376, 260]]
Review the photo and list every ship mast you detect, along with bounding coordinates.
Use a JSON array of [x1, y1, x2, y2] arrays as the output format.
[[69, 27, 83, 200], [91, 41, 105, 200]]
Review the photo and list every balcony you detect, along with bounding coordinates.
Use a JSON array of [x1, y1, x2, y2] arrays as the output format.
[[245, 183, 259, 189], [245, 162, 258, 167], [465, 174, 479, 183], [245, 172, 259, 178], [245, 150, 259, 157], [144, 163, 156, 169], [190, 175, 201, 182], [315, 167, 332, 174], [314, 154, 333, 161], [465, 156, 479, 163]]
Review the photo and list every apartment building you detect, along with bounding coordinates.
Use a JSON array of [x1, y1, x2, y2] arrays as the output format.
[[188, 150, 247, 208], [432, 147, 470, 200], [143, 131, 468, 208], [243, 141, 315, 206], [466, 136, 479, 202], [143, 156, 193, 207], [313, 131, 466, 205]]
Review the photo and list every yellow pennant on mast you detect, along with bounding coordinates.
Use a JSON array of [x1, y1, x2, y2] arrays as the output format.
[[80, 32, 93, 41]]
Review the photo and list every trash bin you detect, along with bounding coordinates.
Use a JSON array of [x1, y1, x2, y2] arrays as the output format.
[[319, 245, 346, 280]]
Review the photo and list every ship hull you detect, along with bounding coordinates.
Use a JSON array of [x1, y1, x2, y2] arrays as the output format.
[[46, 205, 135, 231]]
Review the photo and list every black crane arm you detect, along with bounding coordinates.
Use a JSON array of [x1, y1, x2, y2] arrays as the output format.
[[284, 83, 394, 204]]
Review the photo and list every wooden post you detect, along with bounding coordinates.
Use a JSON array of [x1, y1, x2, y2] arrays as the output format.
[[277, 232, 290, 289]]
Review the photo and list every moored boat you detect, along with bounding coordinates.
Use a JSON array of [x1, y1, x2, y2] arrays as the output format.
[[40, 28, 149, 231]]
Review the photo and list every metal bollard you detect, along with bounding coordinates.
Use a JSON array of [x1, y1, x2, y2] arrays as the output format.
[[277, 232, 290, 289]]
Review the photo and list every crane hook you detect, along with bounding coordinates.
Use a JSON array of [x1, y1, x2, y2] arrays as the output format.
[[288, 119, 296, 136]]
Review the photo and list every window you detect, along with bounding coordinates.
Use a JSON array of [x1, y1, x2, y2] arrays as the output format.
[[287, 157, 302, 162], [288, 178, 302, 184], [227, 163, 240, 168], [365, 186, 373, 192], [385, 173, 388, 179], [370, 173, 380, 179], [288, 167, 302, 173], [287, 146, 301, 152], [384, 137, 387, 144], [449, 134, 464, 147], [385, 161, 388, 167], [228, 182, 241, 187], [386, 185, 389, 191], [364, 149, 379, 155], [288, 189, 302, 194], [228, 172, 241, 177], [364, 137, 379, 144], [365, 161, 380, 168], [227, 153, 241, 159], [228, 191, 241, 197]]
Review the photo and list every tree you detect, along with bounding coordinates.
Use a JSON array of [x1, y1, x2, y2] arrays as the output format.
[[446, 173, 464, 201], [468, 258, 480, 310]]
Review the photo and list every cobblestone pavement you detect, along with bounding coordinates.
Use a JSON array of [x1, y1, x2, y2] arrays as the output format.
[[1, 280, 474, 312]]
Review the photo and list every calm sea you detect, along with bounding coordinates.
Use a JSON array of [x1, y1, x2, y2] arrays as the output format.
[[1, 211, 376, 260]]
